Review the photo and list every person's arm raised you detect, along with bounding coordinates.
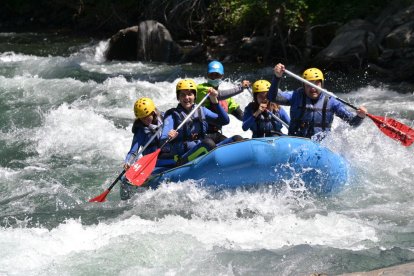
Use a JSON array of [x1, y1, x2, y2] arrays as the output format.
[[284, 68, 414, 147]]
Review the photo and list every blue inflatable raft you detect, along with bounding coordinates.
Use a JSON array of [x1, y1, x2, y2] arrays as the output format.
[[143, 136, 349, 194]]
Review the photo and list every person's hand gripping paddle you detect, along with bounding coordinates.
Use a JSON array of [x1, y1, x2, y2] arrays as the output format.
[[284, 69, 414, 147]]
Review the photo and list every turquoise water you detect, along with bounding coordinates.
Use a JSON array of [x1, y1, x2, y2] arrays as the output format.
[[1, 32, 414, 275]]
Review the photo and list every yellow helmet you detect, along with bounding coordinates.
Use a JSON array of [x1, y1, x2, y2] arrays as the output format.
[[134, 97, 155, 119], [176, 79, 197, 99], [302, 68, 324, 81], [252, 80, 271, 93]]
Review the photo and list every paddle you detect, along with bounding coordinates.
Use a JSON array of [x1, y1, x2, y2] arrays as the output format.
[[267, 109, 289, 128], [284, 69, 414, 146], [246, 87, 289, 129], [88, 126, 163, 202], [125, 92, 211, 186]]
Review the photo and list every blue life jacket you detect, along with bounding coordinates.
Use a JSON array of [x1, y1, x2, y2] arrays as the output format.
[[163, 104, 207, 155], [289, 88, 332, 138], [125, 114, 163, 164], [268, 77, 364, 140], [245, 102, 284, 138]]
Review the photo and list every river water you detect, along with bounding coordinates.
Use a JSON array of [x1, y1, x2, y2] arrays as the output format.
[[0, 32, 413, 276]]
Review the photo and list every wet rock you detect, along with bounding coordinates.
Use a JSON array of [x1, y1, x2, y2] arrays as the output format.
[[105, 26, 138, 61], [105, 20, 183, 63], [338, 261, 414, 275], [136, 20, 183, 63], [314, 4, 414, 83]]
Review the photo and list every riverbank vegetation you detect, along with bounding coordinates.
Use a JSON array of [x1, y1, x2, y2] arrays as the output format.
[[1, 0, 402, 38]]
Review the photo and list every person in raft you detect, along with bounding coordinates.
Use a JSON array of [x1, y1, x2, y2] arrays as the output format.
[[242, 79, 290, 137], [268, 63, 367, 140], [120, 97, 169, 200], [196, 60, 250, 143], [159, 78, 230, 166]]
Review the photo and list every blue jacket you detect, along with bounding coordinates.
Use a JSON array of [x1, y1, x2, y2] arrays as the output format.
[[124, 115, 163, 164], [161, 103, 230, 155], [242, 102, 290, 138], [268, 76, 363, 138]]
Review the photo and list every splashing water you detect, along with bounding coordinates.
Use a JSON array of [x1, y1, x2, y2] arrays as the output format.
[[0, 33, 414, 276]]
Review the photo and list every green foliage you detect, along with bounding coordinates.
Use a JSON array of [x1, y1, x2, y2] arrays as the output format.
[[206, 0, 394, 36], [283, 0, 308, 29], [305, 0, 391, 23], [0, 0, 409, 40], [208, 0, 270, 35], [207, 0, 311, 36]]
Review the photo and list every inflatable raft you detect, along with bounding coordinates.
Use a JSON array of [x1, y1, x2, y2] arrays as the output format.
[[143, 136, 349, 194]]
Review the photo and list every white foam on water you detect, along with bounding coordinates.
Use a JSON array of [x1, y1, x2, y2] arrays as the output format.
[[1, 41, 414, 275], [0, 51, 80, 78], [33, 103, 129, 162], [80, 59, 180, 76], [0, 203, 378, 275], [0, 75, 97, 106], [0, 51, 40, 63], [93, 39, 109, 63], [0, 167, 19, 179], [340, 86, 414, 125], [80, 40, 181, 76], [116, 182, 379, 251]]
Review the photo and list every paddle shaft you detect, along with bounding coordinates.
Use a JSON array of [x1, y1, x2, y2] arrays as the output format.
[[105, 169, 126, 192], [267, 110, 289, 128], [89, 120, 163, 202], [127, 126, 163, 165], [112, 126, 163, 190], [284, 69, 414, 146], [284, 69, 402, 129], [246, 87, 289, 129]]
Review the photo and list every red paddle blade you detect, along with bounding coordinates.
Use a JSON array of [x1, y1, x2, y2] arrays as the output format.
[[368, 114, 414, 146], [125, 149, 160, 186], [88, 189, 110, 202]]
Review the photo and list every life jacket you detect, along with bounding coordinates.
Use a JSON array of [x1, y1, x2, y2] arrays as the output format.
[[197, 83, 229, 133], [218, 99, 229, 113], [247, 102, 283, 138], [164, 104, 206, 143], [206, 99, 228, 133], [128, 114, 163, 160], [289, 89, 333, 138]]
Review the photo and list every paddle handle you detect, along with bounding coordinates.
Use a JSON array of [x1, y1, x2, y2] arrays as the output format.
[[284, 69, 359, 111]]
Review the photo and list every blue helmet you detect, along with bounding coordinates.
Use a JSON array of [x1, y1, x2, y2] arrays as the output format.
[[207, 60, 224, 75]]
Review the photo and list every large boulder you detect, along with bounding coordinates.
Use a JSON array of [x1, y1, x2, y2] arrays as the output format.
[[105, 20, 184, 63], [313, 19, 378, 70], [313, 4, 414, 82], [373, 4, 414, 82], [105, 26, 139, 61], [136, 20, 183, 62]]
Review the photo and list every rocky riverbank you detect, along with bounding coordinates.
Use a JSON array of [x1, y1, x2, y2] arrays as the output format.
[[338, 261, 414, 276], [105, 3, 414, 84]]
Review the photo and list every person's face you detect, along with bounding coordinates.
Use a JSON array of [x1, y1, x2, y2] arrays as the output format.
[[178, 90, 195, 110], [207, 72, 223, 80], [304, 80, 322, 100], [256, 92, 268, 104], [139, 112, 154, 126]]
